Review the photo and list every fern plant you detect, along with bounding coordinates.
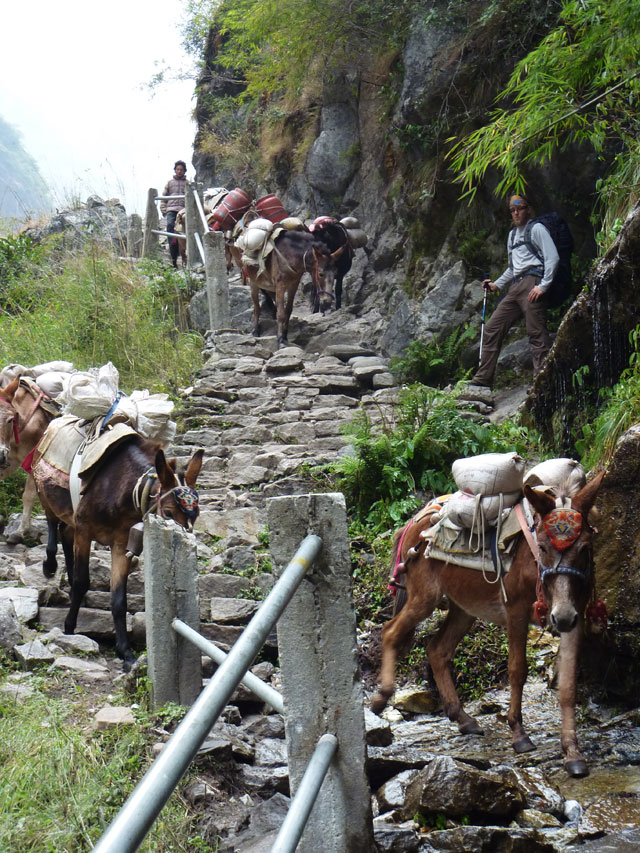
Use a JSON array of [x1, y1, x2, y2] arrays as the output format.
[[389, 325, 476, 388]]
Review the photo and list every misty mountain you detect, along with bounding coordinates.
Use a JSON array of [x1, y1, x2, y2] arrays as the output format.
[[0, 116, 52, 220]]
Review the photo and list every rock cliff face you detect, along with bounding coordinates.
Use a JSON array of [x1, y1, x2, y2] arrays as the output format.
[[192, 5, 602, 362]]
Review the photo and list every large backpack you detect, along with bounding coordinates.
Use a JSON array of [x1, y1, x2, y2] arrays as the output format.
[[509, 212, 574, 307]]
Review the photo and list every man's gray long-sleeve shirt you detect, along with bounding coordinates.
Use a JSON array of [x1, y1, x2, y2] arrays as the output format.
[[494, 221, 559, 293]]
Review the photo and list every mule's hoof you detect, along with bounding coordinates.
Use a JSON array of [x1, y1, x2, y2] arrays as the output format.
[[565, 759, 589, 778], [370, 693, 389, 715], [513, 736, 536, 754], [122, 655, 137, 673], [63, 624, 75, 636], [459, 719, 484, 736], [42, 562, 57, 579]]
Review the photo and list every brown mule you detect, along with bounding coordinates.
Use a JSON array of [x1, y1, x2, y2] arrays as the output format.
[[0, 376, 58, 542], [34, 435, 204, 669], [372, 473, 604, 777]]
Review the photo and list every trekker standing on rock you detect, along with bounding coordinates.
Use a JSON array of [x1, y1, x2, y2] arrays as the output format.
[[160, 160, 187, 268], [469, 194, 559, 389]]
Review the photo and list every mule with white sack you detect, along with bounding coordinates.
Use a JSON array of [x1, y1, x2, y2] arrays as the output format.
[[31, 363, 204, 669], [374, 451, 606, 777]]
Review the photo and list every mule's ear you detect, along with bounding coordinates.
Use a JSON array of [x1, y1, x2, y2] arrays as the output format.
[[524, 484, 556, 518], [0, 376, 20, 400], [331, 244, 345, 259], [155, 449, 177, 489], [185, 448, 204, 488], [572, 470, 605, 517]]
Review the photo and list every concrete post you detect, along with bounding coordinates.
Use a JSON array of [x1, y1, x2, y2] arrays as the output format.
[[127, 213, 143, 258], [204, 229, 231, 330], [144, 514, 202, 708], [185, 181, 203, 269], [142, 188, 160, 259], [267, 493, 374, 853]]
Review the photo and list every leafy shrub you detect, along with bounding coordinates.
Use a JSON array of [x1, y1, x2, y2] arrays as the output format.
[[390, 326, 476, 387], [324, 384, 535, 532], [0, 241, 202, 393], [577, 325, 640, 469]]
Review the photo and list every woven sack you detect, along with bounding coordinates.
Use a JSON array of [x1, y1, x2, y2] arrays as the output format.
[[452, 451, 525, 496]]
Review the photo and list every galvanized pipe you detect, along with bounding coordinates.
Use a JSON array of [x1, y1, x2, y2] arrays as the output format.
[[271, 734, 338, 853], [194, 230, 206, 265], [193, 190, 210, 232], [151, 229, 186, 239], [92, 534, 322, 853], [155, 194, 185, 201], [172, 618, 284, 713]]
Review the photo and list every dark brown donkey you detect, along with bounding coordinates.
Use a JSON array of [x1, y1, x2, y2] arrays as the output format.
[[34, 436, 204, 669], [247, 230, 341, 347], [0, 376, 57, 542], [372, 473, 604, 777]]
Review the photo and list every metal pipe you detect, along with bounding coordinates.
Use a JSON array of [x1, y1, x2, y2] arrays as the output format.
[[192, 190, 210, 232], [194, 230, 206, 266], [172, 618, 284, 713], [92, 534, 322, 853], [151, 229, 186, 239], [271, 734, 338, 853], [155, 194, 185, 201]]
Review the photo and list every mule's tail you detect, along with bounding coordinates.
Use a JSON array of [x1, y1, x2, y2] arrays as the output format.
[[389, 521, 411, 615]]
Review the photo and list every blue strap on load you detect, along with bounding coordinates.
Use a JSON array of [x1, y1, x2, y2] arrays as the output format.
[[101, 391, 126, 433]]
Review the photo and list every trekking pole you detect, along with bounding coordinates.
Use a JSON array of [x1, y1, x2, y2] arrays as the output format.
[[479, 277, 489, 366]]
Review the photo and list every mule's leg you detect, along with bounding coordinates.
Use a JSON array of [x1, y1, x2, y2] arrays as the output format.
[[506, 608, 537, 753], [275, 282, 289, 348], [111, 540, 136, 670], [42, 516, 59, 578], [335, 274, 343, 310], [60, 523, 75, 588], [426, 604, 482, 734], [7, 474, 37, 544], [557, 625, 588, 777], [371, 591, 438, 713], [65, 529, 91, 635], [251, 285, 261, 337]]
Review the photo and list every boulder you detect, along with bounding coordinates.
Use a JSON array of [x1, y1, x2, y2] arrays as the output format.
[[0, 599, 22, 649]]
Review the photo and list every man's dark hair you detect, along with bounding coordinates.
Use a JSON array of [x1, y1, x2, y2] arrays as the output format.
[[174, 160, 187, 172]]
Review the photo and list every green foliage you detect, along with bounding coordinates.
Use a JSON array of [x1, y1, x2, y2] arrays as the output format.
[[325, 384, 536, 532], [0, 233, 45, 294], [188, 0, 412, 100], [0, 242, 202, 393], [389, 326, 476, 387], [350, 528, 394, 623], [0, 692, 207, 851], [577, 325, 640, 469], [0, 470, 28, 524], [448, 0, 640, 247]]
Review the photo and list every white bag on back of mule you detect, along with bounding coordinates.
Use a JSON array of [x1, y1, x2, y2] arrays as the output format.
[[524, 458, 586, 496], [452, 451, 525, 496], [446, 489, 522, 529]]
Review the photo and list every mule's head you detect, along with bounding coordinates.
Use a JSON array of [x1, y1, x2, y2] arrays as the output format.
[[0, 377, 20, 468], [525, 472, 603, 633], [311, 243, 341, 312], [154, 447, 204, 531]]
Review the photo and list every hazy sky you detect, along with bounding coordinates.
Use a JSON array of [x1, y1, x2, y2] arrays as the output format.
[[1, 1, 199, 215]]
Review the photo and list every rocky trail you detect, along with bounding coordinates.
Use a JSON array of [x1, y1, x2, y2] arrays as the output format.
[[1, 294, 639, 851]]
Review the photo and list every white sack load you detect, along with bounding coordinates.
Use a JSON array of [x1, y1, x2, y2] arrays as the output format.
[[279, 217, 305, 230], [346, 228, 368, 248], [1, 361, 75, 386], [238, 229, 265, 254], [446, 489, 522, 530], [524, 458, 586, 496], [452, 451, 525, 496], [115, 391, 176, 444], [340, 216, 360, 229], [35, 371, 72, 399], [246, 218, 274, 232], [60, 362, 120, 420]]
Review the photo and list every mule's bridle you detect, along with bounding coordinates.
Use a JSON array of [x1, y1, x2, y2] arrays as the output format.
[[132, 467, 200, 530], [0, 385, 51, 446]]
